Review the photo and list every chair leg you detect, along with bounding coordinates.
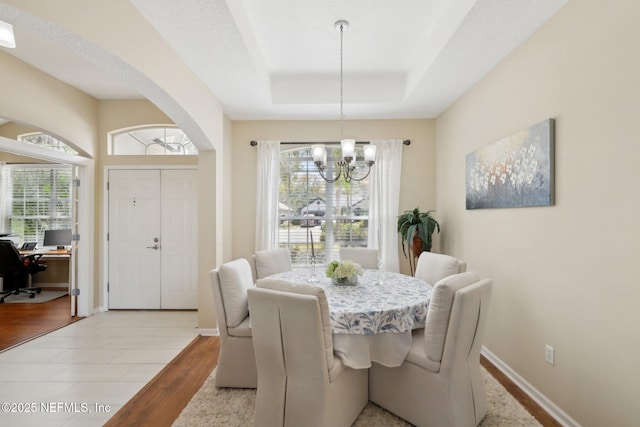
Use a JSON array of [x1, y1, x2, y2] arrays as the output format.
[[15, 275, 42, 298], [17, 286, 41, 298], [0, 275, 41, 300], [0, 289, 13, 303], [1, 276, 19, 302]]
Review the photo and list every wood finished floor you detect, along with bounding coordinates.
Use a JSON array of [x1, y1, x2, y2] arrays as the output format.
[[1, 297, 561, 426], [0, 293, 79, 352]]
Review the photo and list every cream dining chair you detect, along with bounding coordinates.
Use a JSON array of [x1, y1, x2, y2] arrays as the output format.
[[209, 258, 257, 388], [339, 247, 379, 269], [248, 279, 368, 427], [369, 271, 492, 427], [414, 251, 466, 285], [253, 248, 293, 280]]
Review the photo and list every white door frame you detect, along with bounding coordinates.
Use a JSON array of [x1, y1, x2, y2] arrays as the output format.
[[102, 165, 197, 311]]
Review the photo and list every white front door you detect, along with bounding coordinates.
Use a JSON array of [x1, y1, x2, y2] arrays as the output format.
[[160, 169, 198, 309], [108, 170, 162, 309], [108, 169, 198, 309]]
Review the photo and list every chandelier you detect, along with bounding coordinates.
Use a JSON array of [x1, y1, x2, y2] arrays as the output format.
[[312, 20, 376, 183]]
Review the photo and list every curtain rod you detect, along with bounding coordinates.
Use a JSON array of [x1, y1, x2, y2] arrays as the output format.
[[250, 140, 410, 146]]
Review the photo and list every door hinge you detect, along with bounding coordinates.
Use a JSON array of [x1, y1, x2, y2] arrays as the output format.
[[72, 233, 80, 242], [73, 178, 81, 187], [107, 232, 109, 241], [107, 181, 109, 190], [71, 288, 80, 296], [107, 282, 109, 292]]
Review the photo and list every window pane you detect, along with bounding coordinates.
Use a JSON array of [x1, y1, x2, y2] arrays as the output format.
[[3, 166, 73, 245], [17, 133, 78, 155], [278, 146, 370, 267], [111, 126, 198, 155]]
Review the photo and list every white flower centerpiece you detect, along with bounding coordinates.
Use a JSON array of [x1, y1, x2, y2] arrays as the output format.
[[325, 259, 363, 286]]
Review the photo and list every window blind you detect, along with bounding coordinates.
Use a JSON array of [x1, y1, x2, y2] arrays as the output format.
[[3, 165, 73, 245]]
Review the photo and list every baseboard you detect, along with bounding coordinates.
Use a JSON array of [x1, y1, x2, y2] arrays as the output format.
[[481, 346, 581, 427], [197, 328, 219, 336], [33, 283, 68, 288]]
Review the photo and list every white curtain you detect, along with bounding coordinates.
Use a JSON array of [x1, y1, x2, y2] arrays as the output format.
[[255, 140, 280, 251], [368, 139, 403, 273]]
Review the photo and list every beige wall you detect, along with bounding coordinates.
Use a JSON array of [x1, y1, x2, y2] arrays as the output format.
[[0, 51, 98, 157], [197, 149, 217, 329], [0, 152, 48, 163], [195, 114, 232, 330], [231, 119, 435, 275], [435, 0, 640, 425], [0, 122, 40, 140]]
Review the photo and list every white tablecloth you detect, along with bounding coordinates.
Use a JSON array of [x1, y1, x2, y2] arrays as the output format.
[[264, 268, 433, 369]]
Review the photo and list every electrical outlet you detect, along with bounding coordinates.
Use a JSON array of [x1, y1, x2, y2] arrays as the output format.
[[545, 345, 555, 366]]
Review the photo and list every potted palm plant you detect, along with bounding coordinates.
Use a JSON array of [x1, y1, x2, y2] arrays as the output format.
[[397, 208, 440, 275]]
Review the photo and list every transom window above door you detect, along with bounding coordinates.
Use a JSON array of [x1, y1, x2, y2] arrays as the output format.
[[109, 126, 198, 155]]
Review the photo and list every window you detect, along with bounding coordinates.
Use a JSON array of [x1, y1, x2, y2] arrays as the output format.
[[109, 126, 198, 155], [279, 146, 369, 266], [18, 132, 78, 155], [1, 164, 73, 245]]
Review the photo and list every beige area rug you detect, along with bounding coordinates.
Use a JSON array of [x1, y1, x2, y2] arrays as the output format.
[[1, 290, 68, 304], [173, 367, 541, 427]]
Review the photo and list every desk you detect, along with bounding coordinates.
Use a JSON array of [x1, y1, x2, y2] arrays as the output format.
[[264, 268, 433, 369], [19, 250, 71, 289], [20, 249, 71, 256]]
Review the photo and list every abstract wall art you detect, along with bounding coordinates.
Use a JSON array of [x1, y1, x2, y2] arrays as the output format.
[[465, 118, 555, 209]]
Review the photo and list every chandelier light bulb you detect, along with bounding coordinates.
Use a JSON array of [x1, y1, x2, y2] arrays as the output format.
[[364, 145, 377, 164], [312, 144, 326, 165], [0, 20, 16, 49], [341, 139, 356, 162]]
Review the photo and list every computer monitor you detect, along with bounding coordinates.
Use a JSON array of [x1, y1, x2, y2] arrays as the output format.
[[43, 229, 72, 250]]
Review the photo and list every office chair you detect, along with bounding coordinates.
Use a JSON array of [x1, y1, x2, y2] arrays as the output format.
[[0, 240, 46, 303]]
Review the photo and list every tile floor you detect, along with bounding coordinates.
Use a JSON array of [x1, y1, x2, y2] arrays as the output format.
[[0, 310, 198, 427]]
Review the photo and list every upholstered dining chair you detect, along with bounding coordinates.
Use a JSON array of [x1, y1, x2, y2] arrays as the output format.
[[339, 247, 378, 269], [369, 272, 492, 427], [249, 279, 368, 427], [253, 248, 292, 280], [414, 251, 466, 285], [209, 258, 257, 388]]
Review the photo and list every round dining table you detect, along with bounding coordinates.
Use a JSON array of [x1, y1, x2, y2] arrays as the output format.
[[262, 267, 433, 369]]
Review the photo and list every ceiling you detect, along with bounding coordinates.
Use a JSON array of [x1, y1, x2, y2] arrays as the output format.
[[1, 0, 569, 120]]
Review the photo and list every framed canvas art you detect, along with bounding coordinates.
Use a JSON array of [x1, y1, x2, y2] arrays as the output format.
[[465, 118, 555, 209]]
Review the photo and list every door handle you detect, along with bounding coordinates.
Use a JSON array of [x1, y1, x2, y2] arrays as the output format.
[[146, 244, 160, 250]]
